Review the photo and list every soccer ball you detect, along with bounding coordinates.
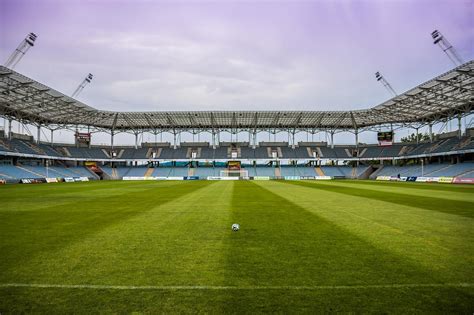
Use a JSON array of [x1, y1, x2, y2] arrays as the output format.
[[232, 223, 240, 231]]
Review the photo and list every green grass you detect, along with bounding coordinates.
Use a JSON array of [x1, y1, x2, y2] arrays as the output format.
[[0, 180, 473, 313]]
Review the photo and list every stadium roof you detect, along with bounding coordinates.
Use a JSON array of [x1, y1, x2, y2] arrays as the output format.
[[0, 61, 473, 133]]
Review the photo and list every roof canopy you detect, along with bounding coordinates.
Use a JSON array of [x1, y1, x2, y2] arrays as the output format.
[[0, 61, 472, 132]]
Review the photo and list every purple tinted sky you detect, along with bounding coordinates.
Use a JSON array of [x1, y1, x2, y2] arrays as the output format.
[[0, 0, 473, 113], [0, 0, 474, 144]]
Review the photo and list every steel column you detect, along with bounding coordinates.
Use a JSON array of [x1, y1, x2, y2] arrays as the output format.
[[37, 125, 41, 144], [111, 130, 114, 149], [458, 115, 462, 139], [429, 123, 433, 143], [355, 129, 359, 148], [252, 132, 257, 149], [173, 132, 177, 149]]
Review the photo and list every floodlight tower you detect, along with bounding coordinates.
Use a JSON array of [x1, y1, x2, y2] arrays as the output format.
[[4, 33, 38, 69], [375, 71, 397, 97], [71, 73, 93, 98], [431, 30, 464, 66]]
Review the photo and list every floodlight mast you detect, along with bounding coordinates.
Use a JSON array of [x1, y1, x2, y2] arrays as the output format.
[[71, 73, 93, 98], [375, 71, 397, 97], [4, 33, 38, 69], [431, 30, 464, 66]]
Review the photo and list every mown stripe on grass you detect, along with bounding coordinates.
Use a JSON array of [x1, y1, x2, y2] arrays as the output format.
[[254, 180, 474, 280], [319, 180, 474, 202], [223, 181, 439, 288], [1, 282, 472, 290], [1, 181, 236, 286], [41, 180, 236, 286], [281, 180, 474, 218], [345, 180, 474, 194], [2, 283, 473, 313], [0, 180, 188, 212], [0, 181, 214, 275]]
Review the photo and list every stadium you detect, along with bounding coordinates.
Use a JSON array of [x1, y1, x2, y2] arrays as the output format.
[[1, 1, 473, 313]]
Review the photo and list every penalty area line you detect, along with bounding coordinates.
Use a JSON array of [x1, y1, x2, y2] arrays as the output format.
[[0, 283, 473, 291]]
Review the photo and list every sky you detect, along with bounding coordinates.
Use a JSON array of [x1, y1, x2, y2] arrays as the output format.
[[0, 0, 473, 145]]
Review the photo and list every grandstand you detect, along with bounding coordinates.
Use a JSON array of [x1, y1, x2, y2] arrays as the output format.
[[1, 130, 474, 182], [1, 135, 474, 182], [0, 61, 473, 183]]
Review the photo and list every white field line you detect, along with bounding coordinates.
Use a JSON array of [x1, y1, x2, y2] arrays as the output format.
[[0, 283, 472, 291]]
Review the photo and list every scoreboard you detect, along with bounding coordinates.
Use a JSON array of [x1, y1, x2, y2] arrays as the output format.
[[228, 161, 241, 170], [378, 131, 394, 146], [75, 132, 91, 146]]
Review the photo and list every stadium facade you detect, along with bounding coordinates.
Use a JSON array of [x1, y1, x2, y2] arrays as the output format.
[[0, 61, 473, 183]]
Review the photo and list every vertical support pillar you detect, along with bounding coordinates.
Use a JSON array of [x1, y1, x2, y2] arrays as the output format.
[[37, 125, 41, 144], [87, 126, 91, 148], [111, 130, 114, 149], [8, 119, 12, 140], [75, 125, 79, 148], [173, 131, 177, 149], [134, 132, 138, 149], [421, 158, 424, 176], [330, 131, 334, 149], [212, 131, 215, 149], [355, 129, 359, 149], [355, 129, 359, 166], [429, 123, 433, 143], [252, 131, 257, 149], [50, 129, 54, 145], [415, 128, 419, 144], [291, 131, 295, 149], [458, 115, 462, 139]]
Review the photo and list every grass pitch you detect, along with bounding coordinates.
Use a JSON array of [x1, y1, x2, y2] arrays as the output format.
[[0, 180, 473, 313]]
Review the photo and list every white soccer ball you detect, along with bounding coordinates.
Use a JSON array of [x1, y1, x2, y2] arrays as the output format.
[[232, 223, 240, 231]]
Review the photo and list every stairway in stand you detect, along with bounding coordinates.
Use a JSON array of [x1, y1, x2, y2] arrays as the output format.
[[274, 166, 281, 177], [111, 168, 118, 179], [315, 167, 325, 176], [144, 168, 154, 177], [351, 167, 357, 179]]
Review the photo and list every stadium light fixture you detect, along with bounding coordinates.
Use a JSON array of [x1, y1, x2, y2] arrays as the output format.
[[374, 71, 397, 97], [431, 29, 463, 66], [4, 33, 38, 69], [72, 73, 94, 98]]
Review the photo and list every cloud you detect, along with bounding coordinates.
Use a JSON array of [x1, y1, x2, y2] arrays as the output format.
[[1, 0, 472, 144]]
